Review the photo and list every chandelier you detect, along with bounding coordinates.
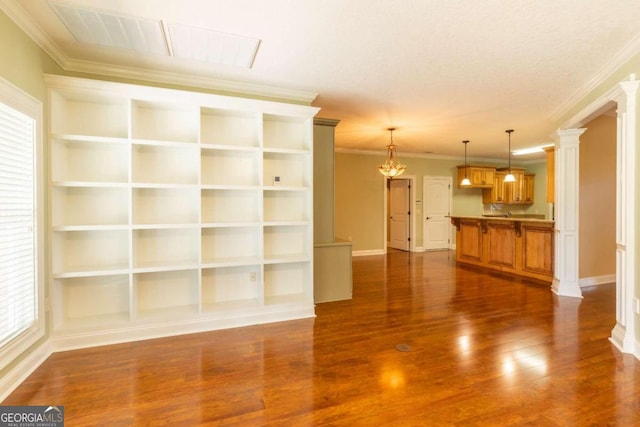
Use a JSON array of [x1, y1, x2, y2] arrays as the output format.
[[378, 127, 406, 178]]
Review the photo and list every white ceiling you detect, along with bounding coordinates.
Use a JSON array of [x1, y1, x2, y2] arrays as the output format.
[[4, 0, 640, 161]]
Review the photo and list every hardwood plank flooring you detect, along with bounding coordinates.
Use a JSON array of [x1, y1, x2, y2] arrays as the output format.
[[4, 250, 640, 426]]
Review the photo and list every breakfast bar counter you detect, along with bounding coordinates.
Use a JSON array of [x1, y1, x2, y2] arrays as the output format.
[[450, 216, 554, 282]]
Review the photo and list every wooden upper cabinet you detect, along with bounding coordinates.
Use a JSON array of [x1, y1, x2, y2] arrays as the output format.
[[482, 171, 506, 203], [504, 168, 526, 203], [523, 173, 535, 204], [496, 167, 528, 204], [482, 168, 534, 205], [457, 165, 496, 188]]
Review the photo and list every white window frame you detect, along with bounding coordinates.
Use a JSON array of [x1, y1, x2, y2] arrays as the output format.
[[0, 77, 44, 370]]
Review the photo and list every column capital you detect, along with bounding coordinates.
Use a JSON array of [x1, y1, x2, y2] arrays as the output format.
[[619, 79, 640, 96], [554, 128, 587, 147]]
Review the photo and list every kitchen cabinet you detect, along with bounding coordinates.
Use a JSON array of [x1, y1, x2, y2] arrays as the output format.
[[523, 173, 535, 204], [450, 216, 554, 282], [502, 168, 526, 204], [482, 171, 506, 203], [482, 168, 534, 205], [457, 165, 496, 188]]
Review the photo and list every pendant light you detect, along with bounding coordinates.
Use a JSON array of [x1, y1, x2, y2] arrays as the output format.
[[460, 140, 471, 186], [504, 129, 516, 182], [378, 127, 407, 178]]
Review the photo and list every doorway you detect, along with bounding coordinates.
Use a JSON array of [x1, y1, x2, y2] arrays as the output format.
[[388, 178, 411, 251], [384, 175, 416, 252], [422, 176, 452, 250]]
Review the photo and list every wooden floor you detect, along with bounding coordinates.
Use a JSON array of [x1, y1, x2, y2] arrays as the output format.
[[5, 250, 640, 426]]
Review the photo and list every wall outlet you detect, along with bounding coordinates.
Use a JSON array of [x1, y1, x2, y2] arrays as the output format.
[[634, 297, 640, 315], [250, 272, 257, 282]]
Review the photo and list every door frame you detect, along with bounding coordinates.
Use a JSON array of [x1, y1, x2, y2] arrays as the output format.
[[383, 175, 416, 253], [422, 175, 453, 251]]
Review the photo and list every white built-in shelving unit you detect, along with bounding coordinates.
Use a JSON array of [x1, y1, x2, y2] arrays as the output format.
[[47, 75, 318, 350]]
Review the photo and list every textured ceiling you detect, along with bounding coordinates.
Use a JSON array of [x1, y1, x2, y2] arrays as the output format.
[[5, 0, 640, 161]]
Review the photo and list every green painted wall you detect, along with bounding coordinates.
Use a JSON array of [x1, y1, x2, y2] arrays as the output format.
[[335, 151, 545, 252]]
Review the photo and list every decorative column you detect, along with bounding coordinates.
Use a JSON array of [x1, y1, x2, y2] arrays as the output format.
[[610, 80, 639, 354], [552, 128, 586, 298]]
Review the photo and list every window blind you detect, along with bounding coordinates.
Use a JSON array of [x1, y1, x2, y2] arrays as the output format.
[[0, 101, 36, 348]]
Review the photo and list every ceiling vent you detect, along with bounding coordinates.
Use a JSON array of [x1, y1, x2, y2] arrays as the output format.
[[49, 1, 261, 68], [167, 23, 260, 68], [49, 1, 169, 55]]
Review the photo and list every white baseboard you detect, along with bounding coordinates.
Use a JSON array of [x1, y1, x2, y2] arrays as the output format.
[[0, 341, 52, 402], [51, 306, 315, 352], [609, 322, 640, 362], [352, 249, 385, 257], [579, 274, 616, 288]]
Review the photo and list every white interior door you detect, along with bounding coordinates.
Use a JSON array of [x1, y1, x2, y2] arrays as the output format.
[[389, 179, 410, 251], [423, 176, 452, 250]]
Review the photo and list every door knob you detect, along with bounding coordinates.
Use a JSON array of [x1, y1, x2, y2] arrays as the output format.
[[426, 216, 432, 219]]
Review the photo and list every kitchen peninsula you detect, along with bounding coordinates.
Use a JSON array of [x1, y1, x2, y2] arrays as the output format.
[[450, 216, 554, 282]]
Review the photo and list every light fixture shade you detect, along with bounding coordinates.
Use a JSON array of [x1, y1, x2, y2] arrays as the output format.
[[504, 129, 515, 183], [460, 139, 471, 186], [378, 128, 406, 178]]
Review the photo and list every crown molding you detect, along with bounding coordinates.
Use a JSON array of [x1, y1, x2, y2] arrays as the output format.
[[334, 147, 546, 165], [62, 58, 318, 104], [314, 118, 340, 127], [551, 31, 640, 123]]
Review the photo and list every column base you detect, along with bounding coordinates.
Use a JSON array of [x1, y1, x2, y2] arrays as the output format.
[[551, 277, 583, 298]]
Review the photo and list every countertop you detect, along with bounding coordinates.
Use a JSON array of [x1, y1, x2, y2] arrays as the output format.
[[449, 215, 555, 224]]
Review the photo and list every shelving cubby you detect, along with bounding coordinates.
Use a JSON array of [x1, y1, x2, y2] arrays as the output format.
[[52, 229, 130, 277], [263, 151, 310, 189], [52, 274, 131, 332], [131, 100, 198, 144], [49, 90, 129, 139], [201, 225, 262, 267], [132, 227, 200, 271], [263, 114, 311, 151], [51, 135, 130, 184], [263, 189, 310, 224], [201, 265, 262, 312], [134, 269, 200, 319], [46, 74, 318, 350], [200, 107, 260, 148], [132, 144, 199, 185], [263, 224, 311, 263], [133, 187, 199, 225], [51, 185, 129, 228], [201, 148, 261, 187], [264, 262, 312, 305], [201, 188, 261, 224]]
